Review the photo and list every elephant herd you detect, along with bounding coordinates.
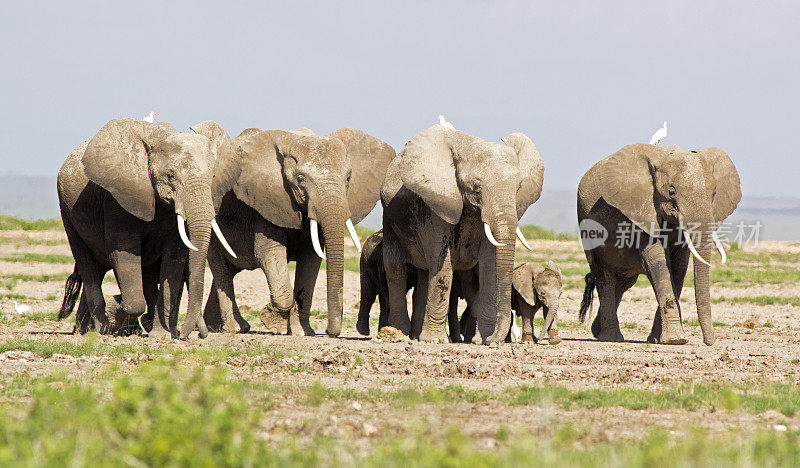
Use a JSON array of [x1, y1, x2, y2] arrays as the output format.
[[56, 118, 741, 347]]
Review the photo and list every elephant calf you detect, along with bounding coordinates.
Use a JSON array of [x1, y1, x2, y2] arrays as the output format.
[[459, 262, 563, 344]]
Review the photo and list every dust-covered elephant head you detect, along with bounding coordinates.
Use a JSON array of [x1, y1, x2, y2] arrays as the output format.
[[580, 143, 741, 345], [196, 126, 396, 337], [78, 118, 239, 338]]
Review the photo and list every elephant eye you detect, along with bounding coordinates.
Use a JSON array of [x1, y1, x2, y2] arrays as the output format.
[[668, 185, 676, 197], [296, 174, 306, 184]]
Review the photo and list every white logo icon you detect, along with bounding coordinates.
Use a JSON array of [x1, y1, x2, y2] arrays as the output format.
[[579, 219, 608, 250]]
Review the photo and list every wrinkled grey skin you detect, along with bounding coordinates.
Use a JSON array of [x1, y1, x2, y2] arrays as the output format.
[[456, 262, 562, 345], [381, 126, 544, 343], [577, 143, 741, 345], [57, 119, 238, 339], [193, 124, 396, 337], [355, 230, 418, 336]]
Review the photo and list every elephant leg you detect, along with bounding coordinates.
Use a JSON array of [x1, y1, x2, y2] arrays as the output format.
[[641, 243, 686, 345], [447, 288, 462, 343], [255, 229, 294, 335], [383, 234, 411, 335], [356, 272, 377, 336], [591, 272, 625, 342], [649, 244, 691, 343], [205, 243, 246, 334], [139, 262, 159, 334], [293, 240, 322, 336], [103, 200, 147, 332], [418, 247, 453, 343], [411, 269, 428, 340], [518, 302, 540, 343], [62, 214, 108, 334], [153, 235, 187, 338]]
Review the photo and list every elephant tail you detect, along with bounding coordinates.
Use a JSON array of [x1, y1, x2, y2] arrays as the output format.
[[578, 273, 595, 324], [57, 266, 82, 320]]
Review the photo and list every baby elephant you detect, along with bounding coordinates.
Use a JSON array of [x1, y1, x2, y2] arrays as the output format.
[[356, 230, 417, 336], [459, 261, 563, 344], [512, 261, 563, 344]]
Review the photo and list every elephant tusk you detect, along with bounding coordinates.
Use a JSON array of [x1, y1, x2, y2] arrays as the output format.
[[345, 218, 362, 253], [484, 223, 506, 247], [310, 219, 326, 260], [212, 218, 237, 259], [515, 226, 533, 251], [177, 215, 199, 252], [683, 229, 711, 267], [711, 231, 727, 264]]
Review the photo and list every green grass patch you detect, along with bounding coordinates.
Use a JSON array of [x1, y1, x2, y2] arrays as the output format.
[[508, 383, 800, 416], [0, 253, 74, 264], [0, 236, 64, 246], [353, 225, 376, 238], [713, 295, 800, 307], [518, 224, 576, 241], [1, 272, 71, 283], [0, 215, 63, 231]]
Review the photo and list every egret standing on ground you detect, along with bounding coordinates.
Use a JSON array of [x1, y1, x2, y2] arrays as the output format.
[[437, 115, 455, 129], [509, 311, 521, 342], [649, 121, 668, 145], [13, 301, 30, 314], [142, 111, 157, 123]]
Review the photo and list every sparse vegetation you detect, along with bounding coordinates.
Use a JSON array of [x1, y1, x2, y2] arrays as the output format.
[[518, 224, 576, 241], [0, 253, 74, 264], [0, 215, 63, 231]]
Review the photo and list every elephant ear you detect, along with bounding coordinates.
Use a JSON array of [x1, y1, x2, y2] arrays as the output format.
[[596, 144, 659, 237], [399, 126, 463, 224], [233, 130, 303, 229], [235, 128, 262, 142], [83, 118, 159, 222], [328, 128, 397, 224], [501, 133, 544, 219], [693, 147, 741, 222], [190, 121, 241, 210], [512, 263, 543, 306], [291, 127, 316, 136]]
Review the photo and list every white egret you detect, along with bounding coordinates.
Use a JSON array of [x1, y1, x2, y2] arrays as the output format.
[[437, 115, 455, 129], [142, 111, 157, 123], [13, 301, 30, 314], [509, 311, 521, 342], [649, 121, 668, 145]]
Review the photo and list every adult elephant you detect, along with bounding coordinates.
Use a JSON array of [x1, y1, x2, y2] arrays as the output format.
[[577, 143, 740, 345], [381, 126, 543, 344], [57, 118, 239, 338], [192, 123, 396, 336]]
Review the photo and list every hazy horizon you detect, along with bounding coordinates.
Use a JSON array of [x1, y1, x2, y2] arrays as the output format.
[[2, 1, 799, 198]]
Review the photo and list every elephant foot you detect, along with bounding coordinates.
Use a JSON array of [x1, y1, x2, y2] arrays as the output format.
[[547, 329, 562, 345], [148, 323, 172, 340], [596, 328, 624, 342], [449, 332, 463, 343], [260, 302, 290, 334], [288, 304, 306, 337], [522, 332, 537, 343], [205, 315, 224, 333], [356, 319, 370, 336], [418, 326, 449, 343], [105, 295, 130, 333], [658, 332, 688, 345]]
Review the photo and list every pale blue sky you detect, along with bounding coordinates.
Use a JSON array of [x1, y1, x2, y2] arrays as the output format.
[[1, 1, 798, 197]]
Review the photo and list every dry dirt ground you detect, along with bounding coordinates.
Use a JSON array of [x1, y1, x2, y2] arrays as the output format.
[[1, 229, 800, 460]]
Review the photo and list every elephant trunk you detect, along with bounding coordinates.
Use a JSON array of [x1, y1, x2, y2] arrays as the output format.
[[691, 220, 716, 346], [178, 183, 214, 339], [316, 199, 346, 337], [541, 299, 559, 339], [484, 215, 517, 344]]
